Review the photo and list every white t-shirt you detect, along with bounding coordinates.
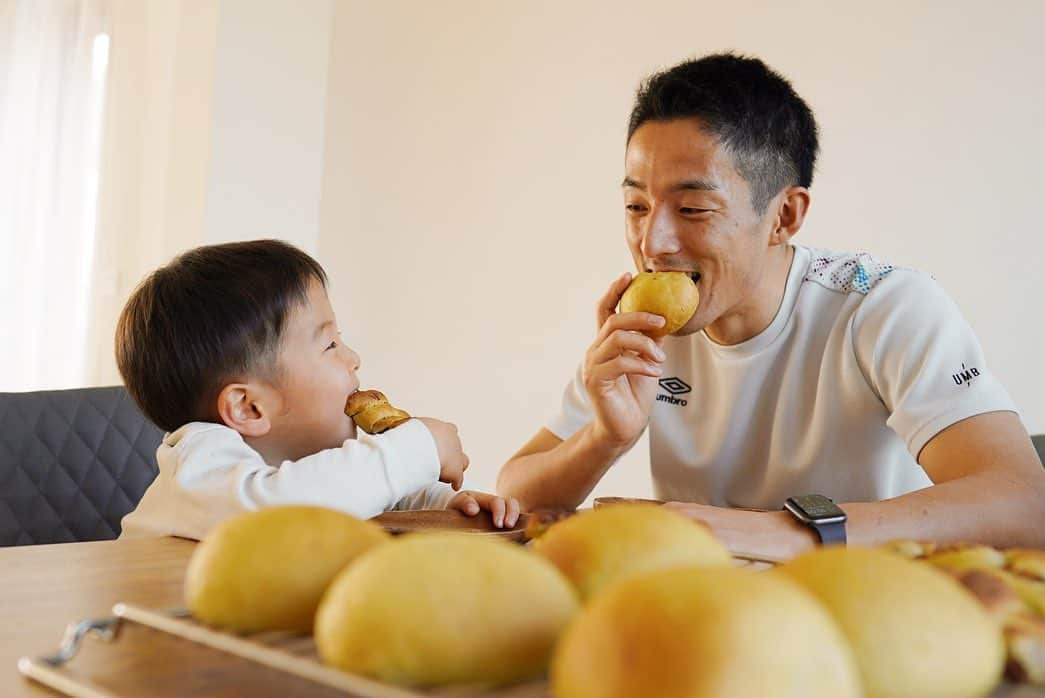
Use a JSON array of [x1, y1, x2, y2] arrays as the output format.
[[121, 418, 459, 540], [547, 244, 1017, 508]]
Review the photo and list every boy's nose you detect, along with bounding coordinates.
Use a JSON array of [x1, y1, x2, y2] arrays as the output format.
[[345, 346, 361, 371]]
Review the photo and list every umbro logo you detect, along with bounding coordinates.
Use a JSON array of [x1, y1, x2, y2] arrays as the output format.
[[952, 363, 980, 388], [658, 377, 691, 395], [656, 377, 691, 407]]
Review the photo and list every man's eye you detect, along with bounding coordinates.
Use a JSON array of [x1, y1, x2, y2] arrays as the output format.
[[625, 204, 647, 213], [680, 207, 710, 215], [325, 340, 337, 351]]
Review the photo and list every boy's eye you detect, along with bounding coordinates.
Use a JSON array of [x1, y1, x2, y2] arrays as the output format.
[[325, 340, 337, 351]]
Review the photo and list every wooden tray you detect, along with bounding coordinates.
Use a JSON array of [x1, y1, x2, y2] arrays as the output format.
[[373, 509, 531, 542], [592, 496, 665, 508], [19, 604, 551, 698]]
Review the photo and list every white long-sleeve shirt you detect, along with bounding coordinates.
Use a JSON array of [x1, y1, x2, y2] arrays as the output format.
[[120, 418, 458, 540]]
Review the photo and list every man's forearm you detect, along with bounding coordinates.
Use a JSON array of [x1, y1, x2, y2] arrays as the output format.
[[497, 424, 632, 511], [677, 468, 1045, 561], [845, 468, 1045, 550]]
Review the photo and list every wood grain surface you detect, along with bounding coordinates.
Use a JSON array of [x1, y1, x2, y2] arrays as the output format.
[[1, 536, 1041, 697], [373, 509, 531, 541]]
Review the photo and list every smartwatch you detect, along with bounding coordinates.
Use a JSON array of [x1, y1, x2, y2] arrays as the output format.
[[783, 494, 847, 546]]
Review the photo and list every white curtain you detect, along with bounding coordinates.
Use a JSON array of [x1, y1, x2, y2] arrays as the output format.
[[0, 0, 109, 391]]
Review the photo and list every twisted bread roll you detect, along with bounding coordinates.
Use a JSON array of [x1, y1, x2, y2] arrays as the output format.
[[1005, 613, 1045, 683], [1008, 550, 1045, 582], [345, 390, 411, 434], [881, 538, 1045, 685]]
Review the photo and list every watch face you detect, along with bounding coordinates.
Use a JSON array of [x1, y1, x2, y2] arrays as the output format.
[[789, 494, 845, 521]]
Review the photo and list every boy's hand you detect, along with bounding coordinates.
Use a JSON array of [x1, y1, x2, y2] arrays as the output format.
[[417, 417, 469, 490], [449, 490, 521, 529]]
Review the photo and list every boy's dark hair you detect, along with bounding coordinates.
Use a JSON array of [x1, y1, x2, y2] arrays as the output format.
[[115, 239, 328, 432], [627, 52, 819, 215]]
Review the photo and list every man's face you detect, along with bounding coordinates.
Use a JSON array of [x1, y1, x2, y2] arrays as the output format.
[[623, 118, 779, 339], [265, 278, 361, 461]]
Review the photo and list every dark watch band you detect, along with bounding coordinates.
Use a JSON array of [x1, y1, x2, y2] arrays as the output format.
[[810, 519, 847, 545]]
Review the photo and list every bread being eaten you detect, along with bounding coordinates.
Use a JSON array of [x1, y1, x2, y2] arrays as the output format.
[[345, 390, 412, 434]]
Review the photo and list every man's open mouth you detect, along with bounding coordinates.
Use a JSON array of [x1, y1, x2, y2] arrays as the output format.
[[644, 267, 701, 284]]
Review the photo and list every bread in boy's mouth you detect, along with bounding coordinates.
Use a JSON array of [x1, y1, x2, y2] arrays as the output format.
[[345, 390, 412, 434]]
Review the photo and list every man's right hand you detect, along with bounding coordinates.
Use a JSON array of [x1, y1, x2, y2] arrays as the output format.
[[582, 272, 668, 451], [417, 417, 469, 490]]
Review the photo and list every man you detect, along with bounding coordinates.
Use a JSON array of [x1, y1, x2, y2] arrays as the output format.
[[496, 53, 1045, 559]]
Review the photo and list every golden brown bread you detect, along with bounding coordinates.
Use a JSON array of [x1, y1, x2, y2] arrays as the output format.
[[924, 544, 1007, 572], [886, 538, 1045, 685], [344, 390, 411, 434], [1004, 612, 1045, 683], [880, 539, 936, 559], [953, 568, 1027, 624], [522, 509, 575, 541], [1008, 549, 1045, 582]]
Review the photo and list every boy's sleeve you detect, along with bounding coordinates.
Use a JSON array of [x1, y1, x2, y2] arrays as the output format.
[[391, 479, 471, 511], [175, 418, 442, 524]]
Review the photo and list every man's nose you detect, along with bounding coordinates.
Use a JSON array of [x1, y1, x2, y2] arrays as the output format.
[[640, 205, 682, 261]]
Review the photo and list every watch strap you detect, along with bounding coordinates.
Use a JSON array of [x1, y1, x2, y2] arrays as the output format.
[[810, 518, 847, 545]]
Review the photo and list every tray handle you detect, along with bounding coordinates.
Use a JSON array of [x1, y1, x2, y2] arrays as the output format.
[[39, 616, 122, 666]]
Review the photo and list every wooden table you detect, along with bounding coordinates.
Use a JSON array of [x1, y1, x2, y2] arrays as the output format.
[[1, 537, 347, 697], [1, 538, 1042, 697]]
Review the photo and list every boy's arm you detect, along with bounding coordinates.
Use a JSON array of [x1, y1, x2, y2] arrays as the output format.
[[392, 479, 471, 511], [177, 419, 441, 523]]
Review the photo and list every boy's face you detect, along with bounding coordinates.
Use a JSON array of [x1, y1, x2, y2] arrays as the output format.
[[264, 278, 362, 461]]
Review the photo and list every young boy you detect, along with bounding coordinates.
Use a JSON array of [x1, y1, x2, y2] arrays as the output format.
[[116, 239, 518, 540]]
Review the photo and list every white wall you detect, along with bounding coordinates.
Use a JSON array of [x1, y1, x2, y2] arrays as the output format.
[[89, 0, 334, 385], [89, 0, 219, 384], [204, 0, 333, 251], [317, 0, 1045, 502]]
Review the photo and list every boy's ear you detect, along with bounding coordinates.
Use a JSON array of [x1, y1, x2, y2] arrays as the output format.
[[216, 383, 273, 438]]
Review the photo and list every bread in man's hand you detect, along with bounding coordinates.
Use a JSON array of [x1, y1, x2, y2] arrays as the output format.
[[345, 390, 412, 434]]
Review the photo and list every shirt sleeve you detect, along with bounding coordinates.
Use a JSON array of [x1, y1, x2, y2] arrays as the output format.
[[174, 418, 441, 523], [852, 270, 1018, 458], [392, 480, 462, 511], [545, 364, 596, 441]]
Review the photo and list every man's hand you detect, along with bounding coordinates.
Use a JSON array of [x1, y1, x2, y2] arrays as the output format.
[[448, 490, 521, 529], [417, 417, 469, 490], [583, 273, 668, 449]]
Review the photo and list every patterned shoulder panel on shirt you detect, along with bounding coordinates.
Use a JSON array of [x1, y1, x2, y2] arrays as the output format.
[[804, 247, 901, 295]]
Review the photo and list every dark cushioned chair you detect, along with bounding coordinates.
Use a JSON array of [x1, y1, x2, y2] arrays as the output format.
[[0, 386, 162, 546], [1033, 434, 1045, 469]]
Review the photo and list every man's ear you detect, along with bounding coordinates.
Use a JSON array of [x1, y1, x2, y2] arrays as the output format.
[[769, 186, 811, 247], [216, 382, 273, 438]]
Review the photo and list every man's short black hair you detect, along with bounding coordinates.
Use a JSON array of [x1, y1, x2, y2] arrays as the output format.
[[627, 52, 819, 214], [115, 239, 328, 432]]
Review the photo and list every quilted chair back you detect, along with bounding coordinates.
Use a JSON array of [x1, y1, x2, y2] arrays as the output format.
[[0, 386, 163, 546], [1033, 434, 1045, 469]]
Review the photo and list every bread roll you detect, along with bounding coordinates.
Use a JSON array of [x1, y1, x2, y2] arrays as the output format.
[[1005, 612, 1045, 683], [344, 390, 411, 434]]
